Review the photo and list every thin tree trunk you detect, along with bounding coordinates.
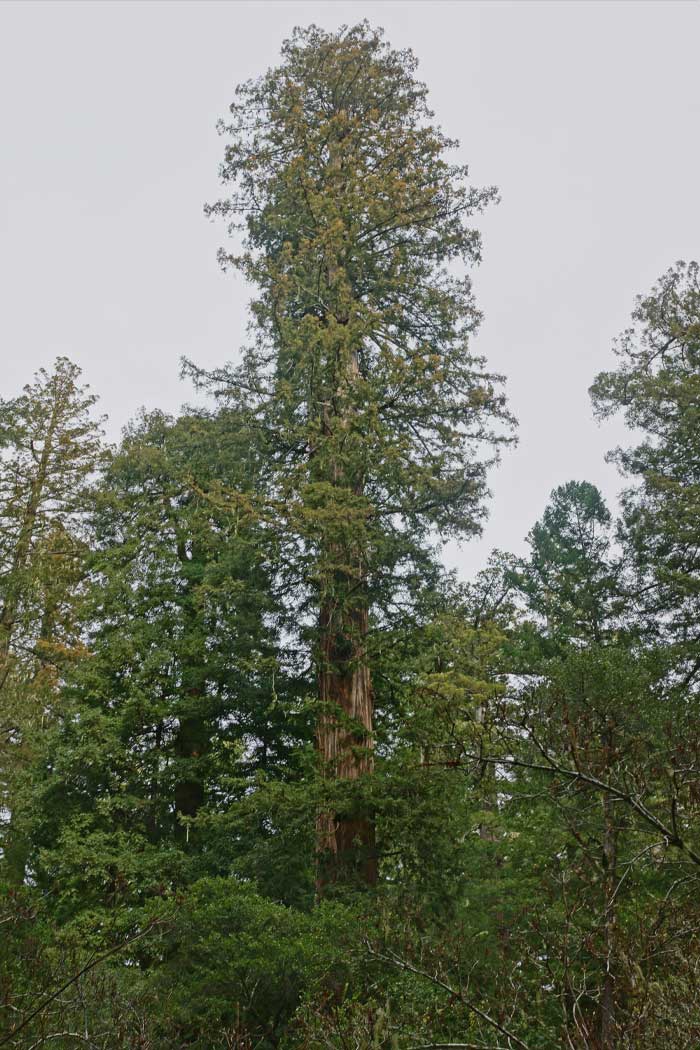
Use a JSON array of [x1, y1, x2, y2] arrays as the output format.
[[173, 537, 208, 848], [173, 712, 207, 845], [599, 728, 618, 1049]]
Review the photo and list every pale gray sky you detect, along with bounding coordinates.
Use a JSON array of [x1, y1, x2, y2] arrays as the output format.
[[2, 1, 699, 577]]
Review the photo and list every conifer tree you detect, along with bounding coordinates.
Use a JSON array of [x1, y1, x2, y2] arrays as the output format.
[[591, 260, 700, 669], [32, 409, 305, 911], [0, 357, 103, 884], [499, 482, 698, 1047], [193, 22, 513, 887]]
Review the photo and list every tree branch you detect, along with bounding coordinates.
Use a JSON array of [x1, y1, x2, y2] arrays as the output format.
[[365, 943, 530, 1050]]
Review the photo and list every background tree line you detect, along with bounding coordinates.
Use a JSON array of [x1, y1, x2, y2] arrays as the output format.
[[2, 22, 700, 1050]]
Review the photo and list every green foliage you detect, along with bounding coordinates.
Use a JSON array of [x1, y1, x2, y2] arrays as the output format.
[[190, 20, 514, 625], [591, 261, 700, 666], [30, 408, 312, 918], [0, 357, 104, 885], [2, 23, 700, 1050]]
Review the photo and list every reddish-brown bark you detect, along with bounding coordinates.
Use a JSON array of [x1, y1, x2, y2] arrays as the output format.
[[315, 599, 377, 892]]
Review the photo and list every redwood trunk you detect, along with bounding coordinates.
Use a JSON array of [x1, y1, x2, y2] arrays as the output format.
[[316, 598, 376, 891]]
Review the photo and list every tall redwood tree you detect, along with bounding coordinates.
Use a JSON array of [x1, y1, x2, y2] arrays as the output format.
[[194, 22, 513, 888]]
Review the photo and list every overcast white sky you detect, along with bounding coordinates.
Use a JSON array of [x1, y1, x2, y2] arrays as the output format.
[[1, 1, 699, 578]]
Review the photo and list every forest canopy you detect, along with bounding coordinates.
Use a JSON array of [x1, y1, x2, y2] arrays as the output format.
[[2, 22, 700, 1050]]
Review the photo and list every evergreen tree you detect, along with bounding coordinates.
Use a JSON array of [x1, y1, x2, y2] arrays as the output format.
[[487, 481, 700, 1047], [191, 22, 513, 887], [591, 260, 700, 671], [518, 480, 622, 647], [32, 408, 307, 914], [0, 357, 103, 884]]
